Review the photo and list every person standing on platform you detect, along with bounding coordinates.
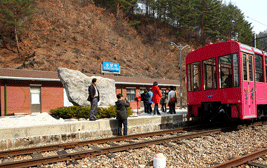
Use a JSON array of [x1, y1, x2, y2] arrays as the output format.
[[141, 89, 148, 113], [115, 94, 130, 136], [148, 88, 153, 114], [142, 90, 150, 113], [168, 86, 177, 114], [165, 87, 170, 113], [160, 91, 167, 113], [87, 78, 100, 121], [152, 81, 162, 115]]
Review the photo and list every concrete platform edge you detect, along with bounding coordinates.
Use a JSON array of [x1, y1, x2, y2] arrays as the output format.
[[0, 114, 189, 150]]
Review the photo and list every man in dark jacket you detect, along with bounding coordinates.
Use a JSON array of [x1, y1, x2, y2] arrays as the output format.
[[141, 89, 149, 113], [143, 90, 150, 113], [115, 94, 130, 136], [87, 78, 100, 121]]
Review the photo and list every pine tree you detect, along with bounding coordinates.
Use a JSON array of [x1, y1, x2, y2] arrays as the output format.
[[217, 3, 230, 41], [0, 0, 37, 55], [176, 0, 199, 40], [194, 0, 222, 45], [258, 30, 267, 51], [94, 0, 137, 18]]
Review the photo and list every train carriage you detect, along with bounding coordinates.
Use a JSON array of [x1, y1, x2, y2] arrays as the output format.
[[186, 40, 267, 121]]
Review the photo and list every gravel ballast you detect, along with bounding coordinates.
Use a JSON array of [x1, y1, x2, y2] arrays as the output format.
[[32, 124, 267, 168]]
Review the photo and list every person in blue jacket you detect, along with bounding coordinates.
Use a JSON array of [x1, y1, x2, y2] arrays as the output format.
[[148, 88, 153, 114]]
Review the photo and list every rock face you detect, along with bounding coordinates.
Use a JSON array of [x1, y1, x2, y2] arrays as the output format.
[[58, 67, 117, 106]]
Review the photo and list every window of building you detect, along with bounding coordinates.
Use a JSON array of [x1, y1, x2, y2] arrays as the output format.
[[233, 53, 239, 87], [140, 89, 146, 94], [255, 54, 263, 82], [127, 88, 136, 101], [203, 58, 216, 90], [30, 86, 41, 113], [219, 55, 232, 88]]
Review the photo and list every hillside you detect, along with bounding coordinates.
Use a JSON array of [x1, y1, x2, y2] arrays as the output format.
[[0, 0, 193, 81]]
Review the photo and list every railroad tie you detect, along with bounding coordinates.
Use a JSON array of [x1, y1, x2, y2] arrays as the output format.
[[57, 150, 68, 155], [107, 142, 119, 147], [107, 154, 117, 158], [31, 152, 43, 159], [247, 162, 267, 168], [66, 160, 79, 167], [2, 157, 14, 164], [74, 146, 84, 152]]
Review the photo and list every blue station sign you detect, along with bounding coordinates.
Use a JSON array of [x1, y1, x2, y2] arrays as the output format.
[[102, 62, 120, 72]]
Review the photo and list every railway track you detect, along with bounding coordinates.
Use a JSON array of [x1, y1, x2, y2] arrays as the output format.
[[0, 127, 223, 168], [0, 121, 264, 168], [0, 127, 190, 158], [211, 148, 267, 168], [0, 122, 225, 158]]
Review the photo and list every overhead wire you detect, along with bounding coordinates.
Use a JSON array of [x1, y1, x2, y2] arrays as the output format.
[[246, 16, 267, 28], [245, 16, 267, 51]]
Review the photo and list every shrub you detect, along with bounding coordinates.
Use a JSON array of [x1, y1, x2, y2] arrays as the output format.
[[127, 106, 133, 116], [50, 106, 134, 119], [50, 107, 75, 119], [76, 106, 91, 119]]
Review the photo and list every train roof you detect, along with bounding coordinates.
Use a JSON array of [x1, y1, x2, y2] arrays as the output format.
[[186, 40, 266, 63]]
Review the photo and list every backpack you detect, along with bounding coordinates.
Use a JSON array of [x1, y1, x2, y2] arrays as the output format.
[[169, 93, 177, 105], [141, 93, 145, 101]]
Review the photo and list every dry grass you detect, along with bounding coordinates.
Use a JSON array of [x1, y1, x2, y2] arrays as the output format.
[[0, 0, 196, 85]]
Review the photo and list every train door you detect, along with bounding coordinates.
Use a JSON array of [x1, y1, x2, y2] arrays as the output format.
[[242, 53, 256, 118]]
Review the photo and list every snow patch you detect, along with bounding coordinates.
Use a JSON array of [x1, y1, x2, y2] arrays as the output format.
[[0, 113, 65, 128]]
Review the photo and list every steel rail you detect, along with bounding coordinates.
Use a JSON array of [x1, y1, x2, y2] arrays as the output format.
[[0, 129, 222, 168], [0, 127, 191, 157], [211, 148, 267, 168]]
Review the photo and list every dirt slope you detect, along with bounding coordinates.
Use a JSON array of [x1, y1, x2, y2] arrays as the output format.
[[0, 0, 192, 80]]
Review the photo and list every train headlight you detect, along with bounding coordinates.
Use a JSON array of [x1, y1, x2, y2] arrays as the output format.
[[238, 100, 240, 103]]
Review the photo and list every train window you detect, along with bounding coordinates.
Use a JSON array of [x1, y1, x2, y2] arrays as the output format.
[[255, 54, 263, 82], [187, 62, 201, 92], [203, 58, 216, 90], [191, 62, 201, 91], [233, 53, 239, 87], [219, 55, 232, 88], [243, 54, 247, 81], [249, 55, 254, 81], [187, 64, 191, 91], [266, 57, 267, 82]]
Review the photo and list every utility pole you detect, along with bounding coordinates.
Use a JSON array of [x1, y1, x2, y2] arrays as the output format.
[[254, 34, 267, 50], [253, 33, 256, 48], [170, 42, 190, 109]]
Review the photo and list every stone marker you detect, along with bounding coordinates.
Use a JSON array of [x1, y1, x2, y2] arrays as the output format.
[[58, 67, 117, 106]]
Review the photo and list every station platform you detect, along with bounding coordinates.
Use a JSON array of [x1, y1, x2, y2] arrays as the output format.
[[0, 108, 188, 150]]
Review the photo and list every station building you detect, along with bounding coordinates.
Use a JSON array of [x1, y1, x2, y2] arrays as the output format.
[[0, 68, 180, 116]]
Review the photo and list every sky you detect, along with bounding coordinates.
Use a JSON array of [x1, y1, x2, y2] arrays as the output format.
[[224, 0, 267, 34]]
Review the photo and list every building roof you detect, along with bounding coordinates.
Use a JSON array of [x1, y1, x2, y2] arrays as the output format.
[[0, 68, 60, 81], [0, 68, 180, 86], [100, 75, 179, 86]]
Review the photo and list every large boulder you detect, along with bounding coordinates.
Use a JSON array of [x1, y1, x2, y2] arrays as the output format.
[[58, 67, 117, 106]]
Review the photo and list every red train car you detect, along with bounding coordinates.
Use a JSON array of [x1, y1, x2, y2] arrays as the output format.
[[186, 40, 267, 120]]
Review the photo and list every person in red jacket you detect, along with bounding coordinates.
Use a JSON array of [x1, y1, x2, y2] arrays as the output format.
[[152, 81, 162, 115]]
